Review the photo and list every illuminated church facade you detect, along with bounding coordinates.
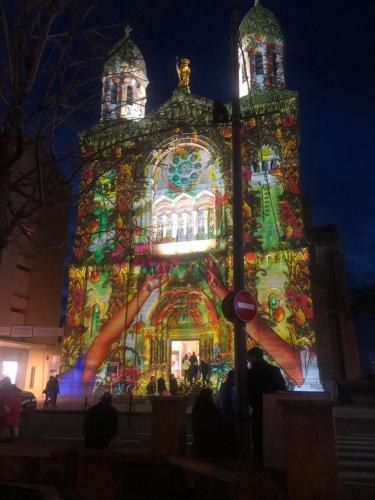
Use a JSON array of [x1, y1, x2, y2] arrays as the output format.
[[61, 1, 326, 395]]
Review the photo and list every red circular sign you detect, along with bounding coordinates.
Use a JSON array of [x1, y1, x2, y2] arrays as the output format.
[[234, 290, 257, 323]]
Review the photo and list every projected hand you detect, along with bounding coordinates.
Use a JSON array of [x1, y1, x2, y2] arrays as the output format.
[[202, 256, 227, 301]]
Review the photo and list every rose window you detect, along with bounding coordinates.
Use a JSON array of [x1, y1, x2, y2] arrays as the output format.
[[168, 152, 202, 188]]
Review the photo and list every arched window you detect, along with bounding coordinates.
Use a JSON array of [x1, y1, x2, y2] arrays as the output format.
[[126, 85, 134, 105], [255, 52, 264, 75], [110, 83, 117, 104], [149, 143, 224, 256]]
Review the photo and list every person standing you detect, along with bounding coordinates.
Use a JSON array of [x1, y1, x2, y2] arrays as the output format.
[[218, 370, 235, 417], [192, 388, 223, 460], [169, 373, 178, 396], [182, 354, 190, 382], [200, 360, 210, 386], [43, 376, 55, 408], [7, 383, 21, 440], [190, 352, 198, 382], [146, 376, 157, 395], [157, 376, 166, 395], [83, 392, 118, 449], [247, 347, 286, 464], [0, 377, 21, 441], [52, 375, 60, 408]]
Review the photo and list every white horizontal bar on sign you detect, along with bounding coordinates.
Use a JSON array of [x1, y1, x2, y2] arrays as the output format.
[[33, 327, 63, 337], [11, 325, 33, 337], [237, 302, 256, 310]]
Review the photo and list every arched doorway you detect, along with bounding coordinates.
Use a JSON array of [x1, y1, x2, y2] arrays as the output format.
[[148, 288, 219, 379]]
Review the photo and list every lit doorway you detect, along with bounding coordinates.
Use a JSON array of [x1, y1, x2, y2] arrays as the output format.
[[1, 361, 18, 384], [170, 340, 199, 379]]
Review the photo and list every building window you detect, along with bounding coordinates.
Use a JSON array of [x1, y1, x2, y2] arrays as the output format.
[[272, 53, 278, 76], [176, 212, 185, 242], [110, 83, 117, 104], [241, 62, 247, 83], [198, 210, 206, 240], [186, 212, 194, 241], [255, 52, 264, 75], [126, 85, 134, 105], [156, 215, 163, 242], [208, 209, 215, 239], [166, 213, 173, 238]]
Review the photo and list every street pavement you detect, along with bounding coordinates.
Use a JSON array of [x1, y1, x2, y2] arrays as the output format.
[[335, 407, 375, 499]]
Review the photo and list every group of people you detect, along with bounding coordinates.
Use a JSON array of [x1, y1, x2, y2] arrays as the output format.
[[0, 377, 21, 441], [145, 351, 210, 397], [182, 352, 211, 385], [43, 375, 60, 408], [192, 346, 286, 464], [146, 373, 179, 396]]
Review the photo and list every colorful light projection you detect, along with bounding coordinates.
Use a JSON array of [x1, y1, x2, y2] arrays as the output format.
[[61, 104, 322, 395]]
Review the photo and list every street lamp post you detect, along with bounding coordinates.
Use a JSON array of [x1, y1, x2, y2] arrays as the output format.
[[230, 0, 251, 460]]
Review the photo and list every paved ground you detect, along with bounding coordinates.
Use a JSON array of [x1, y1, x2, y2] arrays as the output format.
[[334, 408, 375, 499]]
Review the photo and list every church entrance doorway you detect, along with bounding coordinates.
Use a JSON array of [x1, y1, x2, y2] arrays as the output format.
[[170, 339, 199, 379]]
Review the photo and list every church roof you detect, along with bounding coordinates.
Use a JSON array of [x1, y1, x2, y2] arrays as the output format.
[[239, 1, 284, 42], [103, 28, 147, 76]]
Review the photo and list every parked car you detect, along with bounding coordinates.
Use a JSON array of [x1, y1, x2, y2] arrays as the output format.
[[0, 379, 37, 411], [17, 388, 37, 411]]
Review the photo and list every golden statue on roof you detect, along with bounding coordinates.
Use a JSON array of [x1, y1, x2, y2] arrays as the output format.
[[176, 57, 190, 92]]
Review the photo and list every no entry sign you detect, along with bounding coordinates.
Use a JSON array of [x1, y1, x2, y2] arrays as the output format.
[[222, 290, 257, 323], [234, 290, 257, 323]]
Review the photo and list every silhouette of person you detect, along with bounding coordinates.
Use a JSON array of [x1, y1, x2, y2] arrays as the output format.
[[146, 376, 157, 395], [169, 373, 178, 395], [83, 392, 118, 449], [43, 376, 55, 408], [182, 354, 190, 382], [157, 376, 166, 395], [192, 388, 223, 460], [189, 352, 198, 382], [52, 375, 59, 407], [247, 347, 286, 464], [200, 359, 210, 386], [218, 370, 235, 417]]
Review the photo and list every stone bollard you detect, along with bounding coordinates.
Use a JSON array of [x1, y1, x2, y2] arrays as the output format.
[[150, 396, 188, 457], [278, 399, 340, 500]]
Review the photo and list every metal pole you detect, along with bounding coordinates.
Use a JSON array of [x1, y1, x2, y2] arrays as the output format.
[[230, 0, 251, 460]]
